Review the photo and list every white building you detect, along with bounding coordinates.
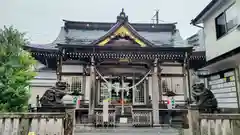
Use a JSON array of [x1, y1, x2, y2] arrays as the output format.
[[29, 63, 57, 107], [186, 29, 205, 52], [191, 0, 240, 109]]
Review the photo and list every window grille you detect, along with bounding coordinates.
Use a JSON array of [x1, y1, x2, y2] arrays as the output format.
[[134, 83, 145, 104], [62, 76, 82, 92], [71, 76, 82, 93], [99, 82, 109, 103]]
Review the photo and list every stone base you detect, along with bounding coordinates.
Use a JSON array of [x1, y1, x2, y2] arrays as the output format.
[[153, 124, 161, 127], [88, 114, 94, 124]]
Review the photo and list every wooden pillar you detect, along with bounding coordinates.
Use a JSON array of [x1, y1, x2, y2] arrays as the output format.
[[96, 78, 100, 106], [188, 69, 195, 103], [152, 58, 160, 126], [88, 69, 92, 115], [108, 78, 112, 101], [57, 49, 63, 81], [158, 66, 162, 101], [234, 66, 240, 111], [148, 76, 153, 101], [132, 75, 136, 105], [204, 78, 208, 89], [144, 79, 149, 105], [81, 72, 86, 102], [89, 56, 95, 116], [121, 76, 125, 115], [183, 52, 189, 101], [188, 105, 200, 135], [85, 76, 91, 105]]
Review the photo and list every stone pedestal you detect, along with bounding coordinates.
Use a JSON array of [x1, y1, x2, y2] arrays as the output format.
[[64, 108, 75, 135], [188, 105, 200, 135]]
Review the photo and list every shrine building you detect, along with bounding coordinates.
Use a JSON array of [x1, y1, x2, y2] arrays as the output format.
[[24, 10, 205, 125]]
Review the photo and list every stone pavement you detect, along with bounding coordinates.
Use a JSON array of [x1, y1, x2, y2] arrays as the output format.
[[75, 127, 185, 135]]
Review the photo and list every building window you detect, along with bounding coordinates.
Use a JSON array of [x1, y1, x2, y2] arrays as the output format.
[[71, 77, 82, 92], [215, 4, 237, 39], [62, 76, 82, 92]]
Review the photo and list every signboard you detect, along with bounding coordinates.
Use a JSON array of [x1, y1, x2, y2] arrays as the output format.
[[208, 70, 238, 108], [28, 132, 35, 135], [73, 96, 78, 104], [171, 98, 175, 108], [120, 117, 128, 123]]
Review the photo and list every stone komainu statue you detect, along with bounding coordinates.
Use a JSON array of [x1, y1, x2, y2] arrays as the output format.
[[192, 83, 218, 113], [40, 81, 68, 107]]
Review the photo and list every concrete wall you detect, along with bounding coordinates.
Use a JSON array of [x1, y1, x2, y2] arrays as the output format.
[[187, 108, 240, 135], [203, 0, 240, 61], [29, 70, 57, 106], [199, 115, 240, 135]]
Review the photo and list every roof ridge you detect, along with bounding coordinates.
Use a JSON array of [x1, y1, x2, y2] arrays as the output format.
[[63, 19, 177, 25]]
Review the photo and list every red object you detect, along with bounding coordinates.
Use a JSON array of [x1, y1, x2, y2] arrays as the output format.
[[120, 99, 124, 104], [167, 100, 170, 104], [78, 100, 81, 105]]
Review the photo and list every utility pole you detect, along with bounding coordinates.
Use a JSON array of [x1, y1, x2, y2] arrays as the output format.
[[151, 10, 175, 24], [151, 10, 161, 24], [156, 10, 159, 24]]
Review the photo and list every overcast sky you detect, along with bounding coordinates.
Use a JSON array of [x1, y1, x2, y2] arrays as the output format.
[[1, 0, 210, 44]]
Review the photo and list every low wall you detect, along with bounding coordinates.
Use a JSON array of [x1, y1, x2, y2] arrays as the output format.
[[188, 106, 240, 135], [0, 112, 73, 135], [199, 114, 240, 135]]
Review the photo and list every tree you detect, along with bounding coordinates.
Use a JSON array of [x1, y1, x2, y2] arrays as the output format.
[[0, 26, 37, 112]]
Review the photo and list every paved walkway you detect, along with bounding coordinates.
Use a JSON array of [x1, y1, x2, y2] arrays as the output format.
[[75, 127, 185, 135]]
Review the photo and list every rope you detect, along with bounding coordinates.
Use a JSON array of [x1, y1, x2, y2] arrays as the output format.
[[94, 67, 151, 90]]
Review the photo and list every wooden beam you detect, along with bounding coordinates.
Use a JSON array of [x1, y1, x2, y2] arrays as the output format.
[[59, 72, 88, 76], [161, 74, 184, 77]]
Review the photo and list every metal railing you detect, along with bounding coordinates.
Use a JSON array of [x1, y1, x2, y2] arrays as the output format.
[[132, 111, 152, 126], [95, 112, 116, 126], [76, 111, 153, 127]]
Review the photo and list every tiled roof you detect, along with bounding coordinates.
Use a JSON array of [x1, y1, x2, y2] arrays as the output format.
[[26, 43, 57, 50], [26, 22, 181, 49], [24, 27, 66, 51], [25, 11, 188, 50], [191, 0, 223, 24], [63, 20, 176, 32]]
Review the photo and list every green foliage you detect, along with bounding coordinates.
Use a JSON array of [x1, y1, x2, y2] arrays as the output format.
[[0, 26, 37, 112]]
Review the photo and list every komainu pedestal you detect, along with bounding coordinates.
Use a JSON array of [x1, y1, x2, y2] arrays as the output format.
[[64, 109, 75, 135]]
